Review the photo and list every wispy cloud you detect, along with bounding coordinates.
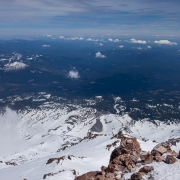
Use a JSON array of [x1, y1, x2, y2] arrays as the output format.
[[95, 52, 106, 58], [137, 47, 143, 50], [0, 0, 180, 37], [42, 45, 50, 47], [147, 46, 152, 49], [130, 38, 146, 44], [154, 40, 177, 45]]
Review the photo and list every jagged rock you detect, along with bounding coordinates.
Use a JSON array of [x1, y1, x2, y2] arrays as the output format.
[[74, 171, 100, 180], [75, 135, 179, 180], [46, 156, 65, 164], [176, 151, 180, 159], [130, 172, 144, 180], [171, 150, 179, 157], [154, 155, 164, 162], [140, 152, 154, 164], [43, 173, 53, 179], [110, 137, 141, 162], [152, 142, 171, 155], [101, 166, 107, 172], [108, 136, 141, 173], [139, 166, 154, 174], [165, 155, 177, 164], [105, 172, 115, 179], [151, 150, 164, 162], [5, 162, 17, 166]]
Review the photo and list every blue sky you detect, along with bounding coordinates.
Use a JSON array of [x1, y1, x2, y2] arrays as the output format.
[[0, 0, 180, 38]]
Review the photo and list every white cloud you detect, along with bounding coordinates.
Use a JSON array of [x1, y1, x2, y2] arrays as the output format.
[[147, 46, 152, 49], [137, 47, 143, 50], [3, 62, 28, 71], [79, 37, 84, 40], [130, 38, 146, 44], [99, 43, 103, 46], [46, 35, 52, 37], [119, 45, 124, 48], [59, 36, 65, 39], [108, 38, 120, 42], [154, 40, 177, 45], [95, 52, 106, 58], [68, 69, 80, 79], [67, 37, 84, 40], [114, 38, 120, 42], [87, 38, 98, 42], [42, 45, 50, 47]]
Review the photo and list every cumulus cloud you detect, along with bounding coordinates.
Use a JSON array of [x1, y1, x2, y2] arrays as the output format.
[[108, 38, 120, 42], [59, 36, 65, 39], [119, 45, 124, 48], [154, 40, 177, 45], [68, 69, 80, 79], [3, 62, 28, 71], [99, 43, 103, 46], [87, 38, 98, 42], [42, 45, 50, 47], [95, 52, 106, 58], [114, 39, 120, 42], [147, 46, 152, 49], [67, 37, 84, 40], [130, 38, 146, 44]]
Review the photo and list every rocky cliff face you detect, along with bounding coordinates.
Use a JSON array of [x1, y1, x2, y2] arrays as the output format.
[[75, 132, 179, 180]]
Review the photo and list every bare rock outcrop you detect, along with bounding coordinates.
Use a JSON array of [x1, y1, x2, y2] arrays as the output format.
[[165, 155, 177, 164], [74, 133, 179, 180], [107, 136, 141, 174], [140, 152, 154, 164]]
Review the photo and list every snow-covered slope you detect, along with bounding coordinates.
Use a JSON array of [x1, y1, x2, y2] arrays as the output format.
[[0, 100, 180, 180]]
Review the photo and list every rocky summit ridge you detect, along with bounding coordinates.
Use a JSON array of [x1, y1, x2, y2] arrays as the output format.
[[75, 132, 180, 180]]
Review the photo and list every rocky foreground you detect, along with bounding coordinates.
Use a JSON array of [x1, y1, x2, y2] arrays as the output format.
[[75, 132, 180, 180]]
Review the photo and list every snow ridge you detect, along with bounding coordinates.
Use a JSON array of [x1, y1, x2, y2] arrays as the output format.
[[0, 101, 179, 180]]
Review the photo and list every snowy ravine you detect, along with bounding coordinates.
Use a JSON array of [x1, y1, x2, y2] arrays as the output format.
[[0, 102, 180, 180]]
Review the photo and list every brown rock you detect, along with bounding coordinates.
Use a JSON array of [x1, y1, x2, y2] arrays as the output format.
[[105, 172, 115, 179], [139, 166, 154, 174], [140, 152, 154, 164], [101, 166, 107, 172], [151, 150, 161, 157], [130, 172, 144, 180], [165, 155, 177, 164], [171, 150, 179, 157], [74, 171, 100, 180], [108, 136, 141, 173], [153, 146, 167, 154], [152, 142, 171, 155], [110, 137, 141, 162], [155, 155, 164, 162], [176, 151, 180, 159]]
